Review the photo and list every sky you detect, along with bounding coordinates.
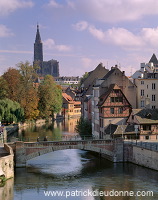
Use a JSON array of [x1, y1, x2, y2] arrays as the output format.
[[1, 0, 158, 77]]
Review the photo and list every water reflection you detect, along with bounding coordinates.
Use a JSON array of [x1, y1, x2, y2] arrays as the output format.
[[8, 117, 80, 142], [4, 118, 158, 200], [13, 149, 158, 200]]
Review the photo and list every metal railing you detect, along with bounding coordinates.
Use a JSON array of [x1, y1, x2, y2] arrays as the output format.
[[125, 140, 158, 152]]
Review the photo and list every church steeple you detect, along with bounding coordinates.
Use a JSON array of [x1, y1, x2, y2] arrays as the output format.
[[34, 24, 43, 62], [35, 24, 42, 43]]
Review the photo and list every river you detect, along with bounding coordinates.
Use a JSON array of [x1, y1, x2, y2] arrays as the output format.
[[3, 118, 158, 199]]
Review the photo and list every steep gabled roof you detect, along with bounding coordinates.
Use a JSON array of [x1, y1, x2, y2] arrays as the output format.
[[81, 63, 108, 88], [132, 109, 158, 124], [97, 84, 116, 106], [102, 68, 116, 79], [149, 53, 158, 64], [104, 124, 118, 135], [62, 93, 74, 103], [97, 84, 131, 107]]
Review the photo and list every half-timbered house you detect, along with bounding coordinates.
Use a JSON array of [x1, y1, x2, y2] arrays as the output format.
[[98, 84, 132, 139]]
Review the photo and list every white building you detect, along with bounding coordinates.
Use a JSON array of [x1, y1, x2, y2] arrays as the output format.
[[55, 76, 80, 85], [132, 54, 158, 109]]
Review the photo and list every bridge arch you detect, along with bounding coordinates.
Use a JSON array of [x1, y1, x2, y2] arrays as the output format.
[[10, 139, 123, 167]]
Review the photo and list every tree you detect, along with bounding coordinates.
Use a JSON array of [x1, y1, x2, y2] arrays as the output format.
[[0, 99, 24, 124], [20, 86, 39, 120], [0, 76, 8, 99], [3, 68, 22, 102], [38, 75, 62, 118], [17, 61, 39, 120], [17, 61, 38, 85], [75, 117, 92, 139]]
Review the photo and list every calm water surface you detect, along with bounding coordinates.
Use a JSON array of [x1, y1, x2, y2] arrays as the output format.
[[4, 119, 158, 199]]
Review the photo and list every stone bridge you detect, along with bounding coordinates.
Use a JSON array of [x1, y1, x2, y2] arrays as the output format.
[[9, 139, 123, 167]]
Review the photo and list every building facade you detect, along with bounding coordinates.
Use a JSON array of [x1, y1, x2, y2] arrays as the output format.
[[80, 63, 109, 119], [55, 76, 80, 85], [127, 109, 158, 140], [92, 65, 137, 139], [98, 84, 132, 139], [62, 93, 81, 118], [132, 54, 158, 109]]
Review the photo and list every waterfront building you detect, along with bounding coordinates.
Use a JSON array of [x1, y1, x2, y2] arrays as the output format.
[[62, 93, 81, 118], [127, 108, 158, 140], [34, 24, 59, 77], [97, 84, 132, 139], [83, 95, 92, 121], [80, 63, 109, 119], [92, 65, 136, 139], [104, 123, 137, 139]]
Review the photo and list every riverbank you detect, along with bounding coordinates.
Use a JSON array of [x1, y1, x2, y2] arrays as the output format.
[[18, 118, 52, 130]]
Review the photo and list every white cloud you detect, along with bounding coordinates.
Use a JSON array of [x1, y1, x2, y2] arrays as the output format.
[[43, 38, 72, 52], [73, 21, 88, 31], [88, 25, 105, 41], [141, 27, 158, 46], [0, 24, 14, 37], [43, 39, 55, 49], [0, 0, 34, 16], [55, 45, 72, 52], [74, 21, 158, 49], [69, 0, 158, 22], [106, 28, 143, 47], [47, 0, 63, 8]]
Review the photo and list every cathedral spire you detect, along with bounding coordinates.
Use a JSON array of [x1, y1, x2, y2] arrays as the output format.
[[35, 23, 42, 43], [34, 24, 43, 62]]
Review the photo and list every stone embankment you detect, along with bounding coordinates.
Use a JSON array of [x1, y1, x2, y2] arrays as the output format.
[[0, 144, 14, 179], [124, 141, 158, 171]]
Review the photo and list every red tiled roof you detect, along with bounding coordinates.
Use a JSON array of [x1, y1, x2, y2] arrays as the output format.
[[62, 93, 74, 103]]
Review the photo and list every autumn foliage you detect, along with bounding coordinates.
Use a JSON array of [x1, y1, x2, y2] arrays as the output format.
[[0, 61, 62, 122]]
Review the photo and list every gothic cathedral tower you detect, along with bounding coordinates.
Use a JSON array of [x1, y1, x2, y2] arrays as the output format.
[[34, 24, 43, 62], [33, 24, 60, 77]]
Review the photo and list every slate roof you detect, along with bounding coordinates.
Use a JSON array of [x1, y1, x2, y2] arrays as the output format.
[[104, 124, 136, 136], [149, 53, 158, 64], [104, 124, 118, 135], [102, 68, 116, 79], [97, 84, 119, 106], [114, 124, 136, 135], [133, 109, 158, 124]]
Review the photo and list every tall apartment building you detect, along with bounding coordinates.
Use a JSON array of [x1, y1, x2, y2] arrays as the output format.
[[132, 54, 158, 109]]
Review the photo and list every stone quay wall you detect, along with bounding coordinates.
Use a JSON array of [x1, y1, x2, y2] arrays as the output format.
[[0, 144, 14, 179], [124, 143, 158, 171]]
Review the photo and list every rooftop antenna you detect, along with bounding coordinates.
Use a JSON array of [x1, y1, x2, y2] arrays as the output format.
[[130, 67, 133, 76], [119, 63, 121, 70]]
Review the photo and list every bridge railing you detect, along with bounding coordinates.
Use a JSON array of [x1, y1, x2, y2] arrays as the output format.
[[23, 139, 117, 147], [125, 140, 158, 152]]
